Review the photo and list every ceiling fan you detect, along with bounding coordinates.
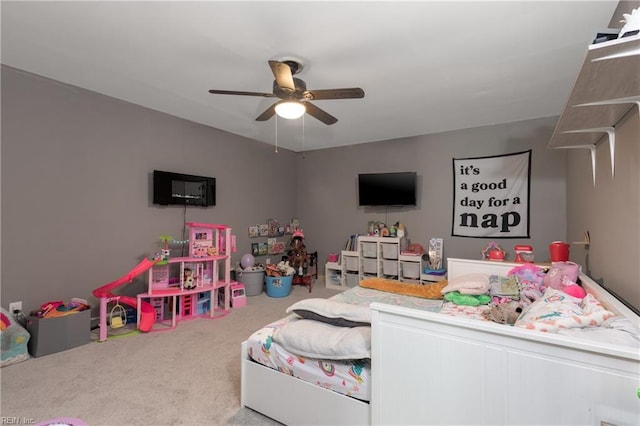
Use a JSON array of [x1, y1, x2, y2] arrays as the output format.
[[208, 59, 365, 125]]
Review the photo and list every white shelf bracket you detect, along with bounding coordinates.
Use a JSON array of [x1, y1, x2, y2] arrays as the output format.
[[555, 144, 597, 186], [571, 98, 640, 178], [561, 127, 616, 180], [607, 129, 615, 178]]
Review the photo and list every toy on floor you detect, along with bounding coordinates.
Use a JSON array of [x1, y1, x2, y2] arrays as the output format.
[[0, 307, 30, 367], [230, 282, 247, 308], [93, 257, 160, 342], [287, 230, 308, 276], [93, 222, 236, 342], [110, 302, 127, 328]]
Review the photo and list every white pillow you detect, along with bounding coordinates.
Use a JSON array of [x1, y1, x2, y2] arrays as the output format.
[[273, 319, 371, 360], [441, 273, 490, 295], [286, 298, 371, 327]]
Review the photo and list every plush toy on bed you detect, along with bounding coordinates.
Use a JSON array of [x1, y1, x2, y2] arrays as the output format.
[[444, 291, 491, 307], [541, 261, 587, 299], [483, 301, 523, 325], [360, 277, 447, 299]]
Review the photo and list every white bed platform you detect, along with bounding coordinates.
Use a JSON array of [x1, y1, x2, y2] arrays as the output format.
[[240, 258, 640, 425]]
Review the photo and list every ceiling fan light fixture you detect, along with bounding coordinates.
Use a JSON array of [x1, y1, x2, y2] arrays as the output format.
[[275, 101, 306, 119]]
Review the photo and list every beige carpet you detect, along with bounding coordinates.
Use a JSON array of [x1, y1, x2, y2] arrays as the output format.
[[0, 283, 341, 425]]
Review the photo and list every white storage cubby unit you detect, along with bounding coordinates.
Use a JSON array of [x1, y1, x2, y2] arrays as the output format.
[[357, 236, 426, 284], [324, 261, 343, 288], [325, 237, 448, 289], [325, 250, 360, 290], [342, 250, 360, 289]]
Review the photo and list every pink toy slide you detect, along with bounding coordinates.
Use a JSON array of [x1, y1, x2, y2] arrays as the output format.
[[93, 258, 160, 337]]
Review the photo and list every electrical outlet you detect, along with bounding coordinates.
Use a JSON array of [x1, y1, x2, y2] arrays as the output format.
[[9, 301, 22, 313]]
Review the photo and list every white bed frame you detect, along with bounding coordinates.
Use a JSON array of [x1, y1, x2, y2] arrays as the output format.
[[241, 258, 640, 425]]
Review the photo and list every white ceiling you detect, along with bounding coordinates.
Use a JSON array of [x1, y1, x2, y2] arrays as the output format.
[[1, 1, 620, 152]]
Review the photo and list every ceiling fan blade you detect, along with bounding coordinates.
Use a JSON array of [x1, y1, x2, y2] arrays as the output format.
[[303, 88, 365, 100], [208, 89, 276, 98], [268, 60, 295, 92], [304, 102, 338, 125], [255, 103, 277, 121]]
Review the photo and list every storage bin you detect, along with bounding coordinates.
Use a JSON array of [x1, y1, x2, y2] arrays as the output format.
[[236, 270, 265, 296], [402, 262, 420, 279], [382, 260, 398, 276], [362, 258, 377, 274], [26, 309, 91, 357], [345, 273, 359, 287], [344, 256, 359, 272], [361, 242, 377, 258], [265, 275, 293, 298], [381, 243, 398, 259]]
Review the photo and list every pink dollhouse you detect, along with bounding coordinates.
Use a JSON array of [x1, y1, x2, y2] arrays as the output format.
[[93, 222, 237, 342], [137, 222, 235, 330]]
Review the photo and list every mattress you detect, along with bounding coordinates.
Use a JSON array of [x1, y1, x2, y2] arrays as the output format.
[[245, 286, 444, 401]]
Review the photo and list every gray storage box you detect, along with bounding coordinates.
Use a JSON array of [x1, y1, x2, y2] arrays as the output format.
[[362, 258, 377, 274], [361, 242, 377, 258], [345, 273, 359, 288], [26, 309, 91, 357], [344, 256, 359, 272], [402, 262, 421, 278], [381, 243, 398, 259], [382, 260, 398, 276], [236, 270, 265, 296]]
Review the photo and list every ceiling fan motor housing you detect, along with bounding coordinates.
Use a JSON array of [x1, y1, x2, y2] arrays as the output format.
[[273, 78, 307, 99]]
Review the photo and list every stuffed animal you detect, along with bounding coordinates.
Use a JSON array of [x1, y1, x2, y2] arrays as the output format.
[[287, 230, 308, 276], [360, 277, 447, 299], [483, 301, 523, 325], [444, 291, 491, 306], [183, 268, 196, 289]]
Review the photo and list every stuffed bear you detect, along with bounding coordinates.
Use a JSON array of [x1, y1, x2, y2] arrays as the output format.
[[483, 301, 523, 325]]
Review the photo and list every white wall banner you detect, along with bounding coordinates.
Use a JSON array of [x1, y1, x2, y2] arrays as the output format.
[[452, 150, 531, 238]]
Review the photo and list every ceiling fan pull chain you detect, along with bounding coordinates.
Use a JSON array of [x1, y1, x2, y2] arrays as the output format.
[[275, 115, 278, 153]]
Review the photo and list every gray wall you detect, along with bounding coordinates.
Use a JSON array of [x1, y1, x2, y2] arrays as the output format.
[[297, 117, 566, 269], [1, 66, 298, 312], [3, 64, 611, 316]]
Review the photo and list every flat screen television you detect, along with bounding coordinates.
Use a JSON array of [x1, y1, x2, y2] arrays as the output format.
[[153, 170, 216, 206], [358, 172, 417, 206]]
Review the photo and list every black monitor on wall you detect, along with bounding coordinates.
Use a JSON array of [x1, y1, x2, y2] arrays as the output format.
[[153, 170, 216, 206], [358, 172, 417, 206]]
